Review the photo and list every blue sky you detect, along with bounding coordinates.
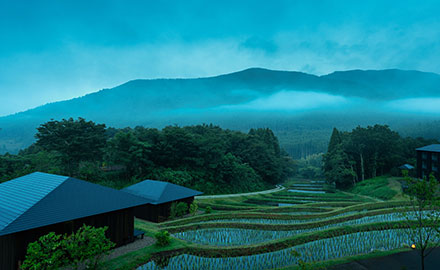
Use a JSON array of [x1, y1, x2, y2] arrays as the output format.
[[0, 0, 439, 116]]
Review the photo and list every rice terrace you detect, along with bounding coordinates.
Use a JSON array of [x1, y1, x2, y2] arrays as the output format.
[[102, 177, 440, 270]]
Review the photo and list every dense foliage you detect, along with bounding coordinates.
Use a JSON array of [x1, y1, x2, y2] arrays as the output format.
[[323, 125, 439, 189], [22, 225, 114, 270], [0, 118, 295, 194]]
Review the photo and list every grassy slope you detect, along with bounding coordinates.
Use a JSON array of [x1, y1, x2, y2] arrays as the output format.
[[349, 176, 405, 201]]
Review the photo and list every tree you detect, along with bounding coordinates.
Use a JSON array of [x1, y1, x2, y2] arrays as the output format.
[[35, 118, 107, 175], [105, 131, 152, 179], [402, 172, 440, 270]]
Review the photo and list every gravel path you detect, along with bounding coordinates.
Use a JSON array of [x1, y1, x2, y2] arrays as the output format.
[[195, 185, 285, 199], [196, 185, 285, 200], [106, 236, 155, 261]]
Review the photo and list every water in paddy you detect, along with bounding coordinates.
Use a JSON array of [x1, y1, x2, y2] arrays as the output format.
[[175, 212, 424, 246], [139, 229, 420, 270], [288, 189, 326, 194]]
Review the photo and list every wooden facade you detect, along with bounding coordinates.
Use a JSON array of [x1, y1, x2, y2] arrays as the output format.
[[0, 208, 135, 270], [417, 150, 440, 180], [135, 197, 194, 222]]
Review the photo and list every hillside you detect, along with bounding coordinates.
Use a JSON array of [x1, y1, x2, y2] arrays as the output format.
[[1, 68, 440, 156]]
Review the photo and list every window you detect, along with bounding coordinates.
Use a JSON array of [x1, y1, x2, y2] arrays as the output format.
[[433, 154, 438, 162], [433, 164, 438, 172], [422, 152, 428, 159], [422, 161, 427, 169]]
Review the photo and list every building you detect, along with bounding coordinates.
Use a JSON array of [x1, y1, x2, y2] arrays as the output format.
[[0, 172, 148, 270], [122, 180, 203, 222], [416, 144, 440, 179]]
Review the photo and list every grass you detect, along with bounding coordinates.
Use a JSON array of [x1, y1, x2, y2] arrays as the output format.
[[349, 176, 399, 200]]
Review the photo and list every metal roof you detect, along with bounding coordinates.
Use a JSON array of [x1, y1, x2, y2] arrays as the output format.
[[0, 172, 148, 236], [122, 180, 203, 205], [416, 144, 440, 153], [399, 164, 415, 170]]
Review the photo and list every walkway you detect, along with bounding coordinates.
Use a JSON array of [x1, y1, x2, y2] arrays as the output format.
[[196, 185, 284, 199]]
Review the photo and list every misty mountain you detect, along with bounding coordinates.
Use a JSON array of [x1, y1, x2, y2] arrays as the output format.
[[1, 68, 440, 156]]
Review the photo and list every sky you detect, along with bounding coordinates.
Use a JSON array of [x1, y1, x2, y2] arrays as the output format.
[[0, 0, 440, 116]]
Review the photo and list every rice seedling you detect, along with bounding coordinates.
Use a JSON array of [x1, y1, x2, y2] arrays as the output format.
[[140, 229, 431, 270], [173, 212, 431, 246]]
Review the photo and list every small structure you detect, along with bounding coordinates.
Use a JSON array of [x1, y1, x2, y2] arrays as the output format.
[[122, 180, 203, 222], [398, 164, 415, 170], [0, 172, 147, 270], [416, 144, 440, 180]]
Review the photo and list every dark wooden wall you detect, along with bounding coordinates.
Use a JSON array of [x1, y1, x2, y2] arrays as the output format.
[[0, 207, 135, 270], [134, 197, 194, 222], [417, 151, 440, 180]]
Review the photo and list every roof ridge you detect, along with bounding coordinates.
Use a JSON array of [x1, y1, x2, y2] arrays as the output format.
[[0, 172, 68, 234]]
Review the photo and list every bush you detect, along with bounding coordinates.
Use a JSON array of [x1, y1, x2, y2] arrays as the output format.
[[155, 231, 171, 247], [22, 232, 68, 270], [170, 202, 178, 219], [22, 225, 115, 270], [65, 225, 115, 269], [176, 202, 189, 217], [205, 206, 212, 214], [189, 201, 198, 216]]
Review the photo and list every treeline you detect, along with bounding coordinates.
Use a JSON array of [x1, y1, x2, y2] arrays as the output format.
[[323, 125, 439, 188], [0, 118, 295, 194]]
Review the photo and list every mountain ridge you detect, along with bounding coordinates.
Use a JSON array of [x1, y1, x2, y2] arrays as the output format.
[[1, 67, 440, 155]]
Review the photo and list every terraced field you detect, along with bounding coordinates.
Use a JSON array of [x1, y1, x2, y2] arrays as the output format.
[[105, 178, 438, 270]]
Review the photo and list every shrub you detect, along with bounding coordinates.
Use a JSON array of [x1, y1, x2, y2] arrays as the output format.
[[155, 231, 171, 247], [22, 232, 68, 270], [65, 225, 115, 269], [170, 202, 178, 219], [22, 225, 115, 270], [176, 202, 189, 217], [205, 206, 212, 214], [189, 202, 198, 216]]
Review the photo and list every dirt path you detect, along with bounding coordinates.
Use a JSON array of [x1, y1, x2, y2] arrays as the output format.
[[196, 185, 285, 199]]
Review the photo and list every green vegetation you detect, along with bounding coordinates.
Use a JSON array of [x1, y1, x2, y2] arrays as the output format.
[[0, 118, 295, 194], [22, 225, 114, 270], [349, 176, 398, 201], [323, 125, 437, 189], [403, 173, 440, 270], [102, 178, 436, 270], [154, 231, 171, 247], [189, 202, 198, 216]]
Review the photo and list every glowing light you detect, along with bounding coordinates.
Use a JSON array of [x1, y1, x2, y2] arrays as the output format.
[[411, 244, 416, 249]]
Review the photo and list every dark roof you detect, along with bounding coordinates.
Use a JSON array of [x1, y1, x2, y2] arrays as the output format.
[[122, 180, 203, 205], [399, 164, 415, 170], [416, 144, 440, 153], [0, 172, 148, 236]]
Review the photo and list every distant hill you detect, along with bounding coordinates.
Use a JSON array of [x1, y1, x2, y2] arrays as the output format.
[[1, 68, 440, 157]]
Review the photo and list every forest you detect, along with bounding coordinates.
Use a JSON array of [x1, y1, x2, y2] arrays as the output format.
[[323, 125, 439, 188], [0, 118, 295, 194]]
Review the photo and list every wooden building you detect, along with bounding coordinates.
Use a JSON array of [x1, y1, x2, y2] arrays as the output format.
[[416, 144, 440, 180], [0, 172, 147, 270], [122, 180, 203, 222]]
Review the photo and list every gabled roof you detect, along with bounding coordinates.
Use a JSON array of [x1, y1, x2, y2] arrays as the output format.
[[0, 172, 147, 236], [122, 180, 203, 205], [416, 144, 440, 153], [399, 164, 415, 170]]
